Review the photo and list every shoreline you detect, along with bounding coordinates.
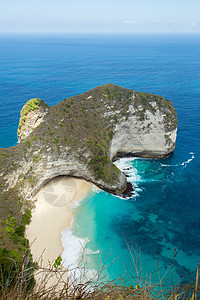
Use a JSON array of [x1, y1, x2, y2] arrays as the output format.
[[26, 177, 92, 283]]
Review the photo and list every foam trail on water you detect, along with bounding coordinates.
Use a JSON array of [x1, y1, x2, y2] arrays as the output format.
[[161, 152, 195, 167], [181, 152, 195, 166]]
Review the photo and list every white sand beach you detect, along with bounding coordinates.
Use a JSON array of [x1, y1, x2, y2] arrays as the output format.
[[26, 177, 92, 287]]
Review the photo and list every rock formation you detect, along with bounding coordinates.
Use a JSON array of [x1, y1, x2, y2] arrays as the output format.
[[17, 98, 49, 142], [0, 84, 177, 251]]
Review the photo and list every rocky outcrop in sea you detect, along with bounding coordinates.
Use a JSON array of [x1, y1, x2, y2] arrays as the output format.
[[0, 84, 177, 251]]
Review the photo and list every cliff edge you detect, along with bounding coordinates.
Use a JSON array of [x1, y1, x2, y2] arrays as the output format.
[[0, 84, 177, 253]]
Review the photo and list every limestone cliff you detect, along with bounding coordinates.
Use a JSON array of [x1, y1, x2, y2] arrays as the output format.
[[110, 92, 177, 160], [0, 84, 177, 251]]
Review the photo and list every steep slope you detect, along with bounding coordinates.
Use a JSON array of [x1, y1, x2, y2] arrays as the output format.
[[0, 84, 177, 256]]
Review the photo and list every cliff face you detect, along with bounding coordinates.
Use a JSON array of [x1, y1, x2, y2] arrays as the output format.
[[110, 93, 177, 160], [0, 84, 177, 250]]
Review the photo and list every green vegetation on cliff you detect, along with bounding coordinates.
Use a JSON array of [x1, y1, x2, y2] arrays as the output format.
[[18, 98, 49, 130], [0, 84, 178, 295], [21, 98, 49, 116], [0, 205, 35, 294]]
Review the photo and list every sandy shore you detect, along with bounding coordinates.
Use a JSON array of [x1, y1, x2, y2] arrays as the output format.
[[26, 176, 92, 286]]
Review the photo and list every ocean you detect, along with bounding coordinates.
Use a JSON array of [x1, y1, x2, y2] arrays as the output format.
[[0, 33, 200, 286]]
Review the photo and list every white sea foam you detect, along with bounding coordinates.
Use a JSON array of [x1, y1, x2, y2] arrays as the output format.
[[181, 152, 195, 166], [161, 152, 195, 167], [114, 157, 142, 198], [61, 227, 87, 269], [70, 201, 81, 209], [61, 227, 98, 282], [114, 157, 141, 184], [85, 248, 100, 255], [92, 185, 101, 193], [131, 188, 142, 198]]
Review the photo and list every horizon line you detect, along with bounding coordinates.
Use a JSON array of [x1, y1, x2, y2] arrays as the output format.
[[0, 31, 199, 35]]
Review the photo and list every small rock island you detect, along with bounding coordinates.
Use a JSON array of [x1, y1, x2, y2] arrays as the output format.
[[0, 84, 177, 261]]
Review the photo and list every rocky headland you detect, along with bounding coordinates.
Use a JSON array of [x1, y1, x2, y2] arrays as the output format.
[[0, 84, 177, 260]]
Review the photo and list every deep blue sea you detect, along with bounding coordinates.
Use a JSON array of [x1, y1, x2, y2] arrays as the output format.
[[0, 33, 200, 286]]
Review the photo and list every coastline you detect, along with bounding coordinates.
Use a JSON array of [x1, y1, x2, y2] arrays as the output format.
[[26, 177, 92, 283]]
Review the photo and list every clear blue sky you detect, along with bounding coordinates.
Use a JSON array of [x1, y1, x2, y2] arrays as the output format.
[[0, 0, 199, 33]]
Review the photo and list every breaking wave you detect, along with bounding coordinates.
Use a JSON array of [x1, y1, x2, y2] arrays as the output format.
[[61, 227, 98, 283], [114, 157, 142, 197]]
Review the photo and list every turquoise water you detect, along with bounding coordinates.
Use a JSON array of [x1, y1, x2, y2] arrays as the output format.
[[0, 33, 200, 286], [63, 155, 199, 285]]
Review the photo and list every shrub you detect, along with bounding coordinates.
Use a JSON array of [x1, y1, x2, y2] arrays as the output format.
[[0, 248, 199, 299]]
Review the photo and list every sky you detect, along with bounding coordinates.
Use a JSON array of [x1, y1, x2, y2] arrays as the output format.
[[0, 0, 199, 33]]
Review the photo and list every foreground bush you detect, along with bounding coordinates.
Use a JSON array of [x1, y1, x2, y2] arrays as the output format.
[[0, 251, 199, 300]]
